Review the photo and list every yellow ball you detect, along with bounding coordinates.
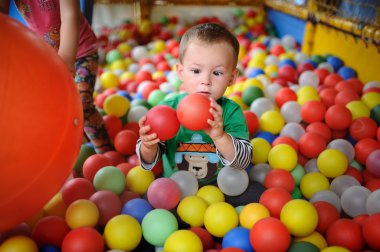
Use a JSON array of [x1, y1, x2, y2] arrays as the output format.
[[196, 185, 225, 205], [238, 45, 247, 61], [321, 246, 351, 252], [103, 94, 130, 117], [295, 231, 328, 250], [300, 172, 330, 199], [110, 59, 127, 71], [43, 192, 67, 218], [297, 86, 320, 105], [243, 78, 264, 92], [100, 71, 119, 89], [260, 110, 285, 134], [280, 199, 318, 237], [104, 214, 142, 251], [65, 199, 99, 229], [362, 92, 380, 109], [317, 149, 348, 178], [248, 59, 265, 69], [120, 71, 135, 82], [268, 144, 298, 171], [251, 138, 271, 164], [126, 166, 155, 195], [117, 42, 131, 54], [152, 71, 165, 80], [204, 202, 238, 237], [0, 236, 38, 252], [164, 230, 203, 252], [177, 196, 208, 227], [346, 100, 370, 119], [152, 40, 166, 53], [239, 203, 270, 229], [139, 19, 151, 36], [264, 64, 278, 78], [229, 95, 248, 110], [231, 81, 244, 93]]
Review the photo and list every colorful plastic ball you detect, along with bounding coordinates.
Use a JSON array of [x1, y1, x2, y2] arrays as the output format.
[[324, 104, 352, 130], [350, 117, 377, 141], [177, 93, 213, 130], [300, 172, 330, 199], [243, 110, 259, 136], [249, 163, 272, 184], [326, 219, 364, 252], [294, 231, 328, 250], [103, 115, 123, 140], [366, 149, 380, 178], [313, 201, 340, 235], [319, 87, 338, 108], [164, 230, 203, 252], [272, 136, 298, 152], [103, 94, 130, 117], [354, 138, 380, 165], [291, 164, 305, 186], [103, 150, 126, 166], [362, 92, 380, 109], [366, 189, 380, 214], [61, 227, 103, 252], [82, 154, 113, 182], [288, 241, 319, 252], [196, 185, 225, 205], [280, 101, 302, 123], [250, 97, 275, 118], [100, 72, 119, 89], [147, 178, 181, 210], [299, 132, 327, 159], [31, 216, 70, 247], [121, 198, 152, 223], [239, 203, 270, 229], [326, 139, 355, 163], [268, 144, 298, 171], [170, 170, 199, 199], [334, 90, 360, 106], [301, 100, 326, 123], [177, 195, 208, 227], [259, 187, 292, 218], [104, 215, 142, 251], [217, 166, 249, 196], [113, 129, 138, 156], [73, 144, 96, 177], [61, 178, 96, 206], [204, 202, 238, 237], [222, 227, 253, 252], [125, 166, 155, 195], [338, 66, 357, 80], [0, 15, 84, 232], [317, 149, 348, 178], [242, 86, 264, 105], [89, 190, 122, 226], [93, 166, 126, 195], [189, 227, 214, 251], [148, 89, 167, 107], [40, 245, 60, 252], [65, 199, 99, 229], [141, 209, 178, 247], [341, 185, 371, 217], [330, 175, 360, 197], [0, 236, 38, 252], [309, 190, 341, 213], [346, 100, 370, 119], [275, 87, 297, 108], [145, 105, 180, 140], [280, 122, 306, 142], [320, 246, 351, 252], [260, 110, 285, 134], [249, 217, 291, 252], [264, 169, 295, 193], [362, 213, 380, 251], [280, 199, 318, 237], [299, 70, 320, 88]]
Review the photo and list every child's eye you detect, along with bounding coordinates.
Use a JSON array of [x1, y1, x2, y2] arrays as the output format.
[[191, 69, 200, 74], [213, 71, 223, 76]]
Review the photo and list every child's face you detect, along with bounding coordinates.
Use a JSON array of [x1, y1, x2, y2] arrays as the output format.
[[176, 40, 238, 100]]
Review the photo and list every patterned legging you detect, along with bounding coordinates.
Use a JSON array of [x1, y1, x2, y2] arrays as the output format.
[[75, 52, 112, 154]]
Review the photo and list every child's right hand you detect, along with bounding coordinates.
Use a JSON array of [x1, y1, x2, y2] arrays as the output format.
[[138, 116, 160, 150]]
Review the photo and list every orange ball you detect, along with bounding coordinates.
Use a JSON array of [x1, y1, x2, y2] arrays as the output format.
[[114, 130, 139, 155]]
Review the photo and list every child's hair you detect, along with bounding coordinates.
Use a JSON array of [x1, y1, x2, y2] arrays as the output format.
[[179, 22, 240, 67]]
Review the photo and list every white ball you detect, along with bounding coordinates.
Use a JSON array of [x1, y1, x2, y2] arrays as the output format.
[[250, 97, 275, 118], [280, 101, 302, 123], [298, 70, 320, 88]]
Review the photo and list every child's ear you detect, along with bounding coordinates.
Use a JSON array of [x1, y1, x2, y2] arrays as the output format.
[[175, 63, 183, 80], [229, 68, 239, 86]]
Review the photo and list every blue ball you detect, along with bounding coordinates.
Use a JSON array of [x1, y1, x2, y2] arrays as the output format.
[[303, 59, 318, 68], [122, 198, 153, 223], [222, 227, 254, 252], [327, 56, 344, 72], [248, 68, 265, 78], [117, 90, 133, 101], [337, 66, 357, 80], [279, 59, 296, 68], [254, 131, 277, 144], [40, 245, 60, 252]]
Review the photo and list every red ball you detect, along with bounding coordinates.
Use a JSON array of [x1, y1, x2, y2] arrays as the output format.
[[270, 45, 286, 56], [272, 136, 298, 152], [61, 178, 96, 206], [243, 110, 259, 136], [145, 105, 180, 140], [249, 217, 291, 252], [313, 201, 340, 235], [366, 179, 380, 191], [301, 100, 326, 123], [334, 89, 360, 105], [347, 78, 364, 95], [331, 129, 348, 139], [89, 190, 122, 226], [297, 62, 315, 75], [350, 117, 378, 141], [354, 138, 380, 165], [314, 68, 330, 83], [344, 167, 363, 184], [61, 227, 104, 252], [319, 87, 338, 108], [324, 104, 352, 130], [189, 227, 214, 251], [298, 132, 327, 159], [377, 126, 380, 142], [326, 219, 364, 252], [275, 87, 297, 108], [135, 70, 152, 84], [103, 150, 126, 165], [141, 81, 160, 100], [220, 248, 244, 252], [306, 122, 332, 142], [323, 73, 343, 87], [82, 154, 113, 182], [264, 169, 295, 193], [277, 65, 297, 84], [177, 93, 213, 131], [116, 162, 134, 176], [124, 121, 140, 136], [103, 115, 123, 140], [114, 129, 139, 156], [147, 177, 181, 210], [259, 187, 292, 218], [32, 216, 70, 247]]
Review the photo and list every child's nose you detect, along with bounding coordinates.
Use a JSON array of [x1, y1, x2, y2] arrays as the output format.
[[201, 74, 211, 85]]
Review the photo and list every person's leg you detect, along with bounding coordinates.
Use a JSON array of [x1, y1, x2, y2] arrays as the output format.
[[75, 52, 112, 154]]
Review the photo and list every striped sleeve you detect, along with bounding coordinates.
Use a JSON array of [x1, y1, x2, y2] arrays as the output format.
[[135, 138, 164, 170], [217, 135, 252, 170]]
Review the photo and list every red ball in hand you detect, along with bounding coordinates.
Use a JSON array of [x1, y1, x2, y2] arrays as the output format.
[[177, 93, 213, 131], [145, 105, 180, 140]]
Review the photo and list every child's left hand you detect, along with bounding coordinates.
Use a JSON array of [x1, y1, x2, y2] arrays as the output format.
[[204, 98, 224, 141]]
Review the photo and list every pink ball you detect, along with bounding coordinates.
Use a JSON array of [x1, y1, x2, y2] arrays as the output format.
[[366, 149, 380, 178], [147, 178, 181, 210], [89, 190, 122, 226]]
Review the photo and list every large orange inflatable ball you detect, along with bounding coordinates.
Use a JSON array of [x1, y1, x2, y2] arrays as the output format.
[[0, 14, 83, 232], [177, 93, 213, 131]]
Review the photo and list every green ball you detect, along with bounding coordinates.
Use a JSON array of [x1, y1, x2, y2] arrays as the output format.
[[131, 99, 152, 110], [350, 160, 363, 171], [159, 16, 169, 25], [311, 55, 325, 65], [93, 166, 126, 195], [106, 49, 122, 64], [242, 86, 264, 106], [288, 241, 319, 252], [141, 209, 178, 246], [147, 89, 166, 107], [370, 104, 380, 126], [291, 164, 305, 186], [73, 144, 96, 176], [233, 8, 244, 17], [292, 186, 302, 199]]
